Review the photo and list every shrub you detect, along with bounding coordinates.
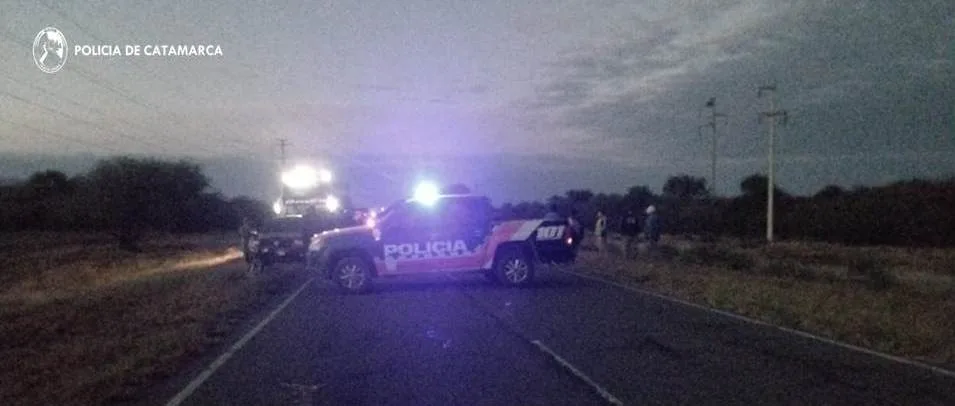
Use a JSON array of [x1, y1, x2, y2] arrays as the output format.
[[678, 245, 754, 270], [847, 255, 897, 291], [760, 260, 817, 281], [655, 244, 680, 261]]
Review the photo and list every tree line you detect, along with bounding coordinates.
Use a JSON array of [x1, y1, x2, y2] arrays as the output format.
[[0, 156, 270, 250], [3, 156, 953, 248], [497, 173, 955, 248]]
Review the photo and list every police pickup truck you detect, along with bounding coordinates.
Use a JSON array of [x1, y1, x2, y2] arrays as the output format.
[[306, 194, 578, 293]]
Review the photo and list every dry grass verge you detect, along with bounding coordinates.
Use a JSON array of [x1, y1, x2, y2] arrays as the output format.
[[570, 234, 955, 368], [0, 232, 306, 406]]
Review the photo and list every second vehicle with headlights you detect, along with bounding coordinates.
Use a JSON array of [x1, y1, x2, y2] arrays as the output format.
[[247, 215, 322, 272], [306, 193, 579, 293]]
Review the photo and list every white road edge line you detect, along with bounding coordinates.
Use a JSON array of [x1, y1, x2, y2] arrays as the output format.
[[165, 277, 315, 406], [557, 268, 955, 379], [531, 340, 625, 406], [445, 273, 624, 404]]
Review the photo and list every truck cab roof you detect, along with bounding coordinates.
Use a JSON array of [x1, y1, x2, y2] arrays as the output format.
[[378, 194, 493, 225]]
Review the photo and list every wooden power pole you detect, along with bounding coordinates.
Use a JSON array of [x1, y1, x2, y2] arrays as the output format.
[[758, 85, 788, 243]]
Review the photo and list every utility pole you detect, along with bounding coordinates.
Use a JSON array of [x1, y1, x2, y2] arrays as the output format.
[[277, 138, 289, 215], [699, 97, 727, 196], [278, 138, 289, 169], [758, 85, 788, 244]]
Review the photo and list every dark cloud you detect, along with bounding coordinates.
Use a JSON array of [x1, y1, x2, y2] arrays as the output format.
[[552, 26, 683, 82], [529, 80, 593, 110], [523, 0, 955, 195], [3, 1, 954, 202], [353, 84, 401, 92], [527, 24, 684, 111], [462, 84, 489, 94]]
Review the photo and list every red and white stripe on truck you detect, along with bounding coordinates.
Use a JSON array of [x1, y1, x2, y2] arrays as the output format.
[[369, 219, 554, 275], [481, 219, 547, 269]]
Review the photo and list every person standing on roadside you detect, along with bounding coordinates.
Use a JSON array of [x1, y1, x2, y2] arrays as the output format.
[[621, 209, 641, 259], [644, 205, 661, 257], [594, 210, 608, 253], [567, 208, 583, 248], [239, 217, 254, 261]]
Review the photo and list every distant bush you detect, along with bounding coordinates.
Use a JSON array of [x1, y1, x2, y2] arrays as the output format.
[[678, 245, 753, 270], [654, 244, 681, 261], [759, 260, 817, 281], [496, 175, 955, 249], [847, 255, 897, 291], [0, 158, 270, 249]]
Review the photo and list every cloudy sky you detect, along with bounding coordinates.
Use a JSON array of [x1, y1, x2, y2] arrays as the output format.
[[1, 0, 952, 205]]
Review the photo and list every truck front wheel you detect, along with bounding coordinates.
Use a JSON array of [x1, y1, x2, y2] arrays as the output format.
[[333, 256, 373, 294], [494, 249, 534, 287]]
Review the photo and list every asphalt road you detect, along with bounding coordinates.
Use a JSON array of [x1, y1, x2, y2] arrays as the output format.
[[154, 268, 955, 405]]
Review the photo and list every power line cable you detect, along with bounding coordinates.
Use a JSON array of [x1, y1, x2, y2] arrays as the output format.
[[0, 89, 169, 153], [2, 25, 266, 155], [0, 73, 240, 156], [0, 116, 123, 153], [36, 1, 273, 151]]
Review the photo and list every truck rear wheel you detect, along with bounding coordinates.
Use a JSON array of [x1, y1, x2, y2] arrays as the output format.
[[333, 256, 373, 294], [494, 249, 534, 287]]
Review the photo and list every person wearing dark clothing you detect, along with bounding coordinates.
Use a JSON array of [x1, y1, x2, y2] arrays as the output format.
[[567, 208, 583, 247], [620, 210, 641, 259], [239, 217, 254, 262], [644, 205, 661, 256]]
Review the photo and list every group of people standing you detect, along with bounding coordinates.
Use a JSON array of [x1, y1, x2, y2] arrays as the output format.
[[593, 205, 661, 258], [543, 204, 661, 258]]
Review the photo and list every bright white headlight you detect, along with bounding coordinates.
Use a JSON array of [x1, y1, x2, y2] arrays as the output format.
[[281, 165, 319, 190], [325, 195, 340, 212]]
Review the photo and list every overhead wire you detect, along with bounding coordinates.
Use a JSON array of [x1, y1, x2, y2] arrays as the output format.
[[0, 89, 171, 153], [36, 1, 273, 153], [0, 73, 212, 151], [4, 5, 398, 201], [7, 6, 269, 156], [0, 31, 176, 154], [0, 116, 123, 153]]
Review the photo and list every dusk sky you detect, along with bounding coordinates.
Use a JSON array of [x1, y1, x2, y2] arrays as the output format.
[[1, 1, 952, 206]]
